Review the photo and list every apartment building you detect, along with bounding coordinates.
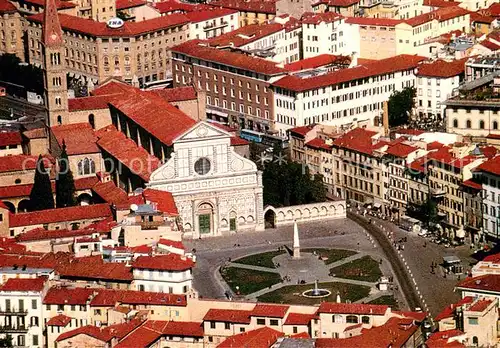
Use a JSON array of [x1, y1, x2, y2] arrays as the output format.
[[272, 55, 423, 137], [301, 12, 359, 58], [171, 40, 288, 131], [0, 1, 24, 60], [0, 277, 48, 348], [475, 156, 500, 240], [395, 6, 471, 55], [27, 13, 190, 85], [416, 58, 466, 119], [185, 8, 239, 40], [311, 0, 360, 17], [208, 18, 301, 65], [209, 0, 276, 27], [344, 17, 401, 60]]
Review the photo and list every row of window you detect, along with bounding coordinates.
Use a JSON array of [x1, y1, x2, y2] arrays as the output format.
[[451, 118, 499, 130]]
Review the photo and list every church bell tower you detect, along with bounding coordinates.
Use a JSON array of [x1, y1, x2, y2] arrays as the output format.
[[42, 0, 68, 127]]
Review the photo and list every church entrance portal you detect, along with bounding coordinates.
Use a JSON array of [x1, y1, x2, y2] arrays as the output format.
[[198, 203, 213, 234]]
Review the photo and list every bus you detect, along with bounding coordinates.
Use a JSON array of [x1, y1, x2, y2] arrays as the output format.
[[240, 129, 264, 143]]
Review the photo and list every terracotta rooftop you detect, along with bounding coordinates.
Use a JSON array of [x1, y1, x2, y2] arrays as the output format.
[[95, 125, 160, 181], [203, 308, 253, 324], [301, 11, 343, 24], [423, 0, 461, 7], [0, 176, 98, 199], [0, 277, 47, 292], [108, 88, 196, 146], [115, 0, 146, 10], [9, 203, 112, 227], [56, 319, 144, 343], [149, 86, 197, 102], [417, 58, 466, 78], [133, 254, 195, 271], [0, 131, 22, 147], [475, 155, 500, 176], [288, 125, 315, 137], [467, 299, 493, 312], [252, 304, 290, 318], [210, 0, 276, 14], [306, 138, 332, 151], [90, 289, 187, 307], [0, 0, 17, 13], [434, 296, 474, 321], [426, 330, 466, 348], [403, 6, 470, 27], [28, 12, 189, 37], [172, 40, 288, 76], [284, 312, 315, 325], [153, 0, 199, 13], [185, 7, 237, 22], [47, 314, 72, 327], [273, 55, 425, 92], [384, 143, 418, 158], [16, 221, 110, 242], [331, 128, 379, 155], [0, 154, 53, 173], [317, 302, 389, 315], [208, 23, 284, 48], [158, 238, 185, 250], [217, 327, 284, 348], [68, 94, 118, 111], [345, 16, 403, 26], [51, 123, 99, 155], [457, 274, 500, 294], [91, 180, 129, 207], [127, 188, 179, 215], [284, 54, 350, 72], [43, 286, 95, 305]]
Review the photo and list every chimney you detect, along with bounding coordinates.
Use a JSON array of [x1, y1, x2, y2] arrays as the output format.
[[382, 101, 389, 136]]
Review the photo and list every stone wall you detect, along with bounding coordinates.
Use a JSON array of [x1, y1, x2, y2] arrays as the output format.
[[264, 200, 346, 226]]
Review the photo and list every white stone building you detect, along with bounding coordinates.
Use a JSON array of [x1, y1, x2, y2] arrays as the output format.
[[148, 121, 265, 238], [0, 277, 48, 348], [416, 58, 466, 119], [186, 8, 239, 40], [475, 156, 500, 240], [272, 55, 423, 137]]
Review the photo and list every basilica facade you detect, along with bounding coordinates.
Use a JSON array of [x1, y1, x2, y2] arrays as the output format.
[[148, 122, 265, 238]]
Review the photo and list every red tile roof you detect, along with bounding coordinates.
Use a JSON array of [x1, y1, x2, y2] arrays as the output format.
[[476, 155, 500, 176], [434, 296, 473, 321], [47, 314, 72, 327], [462, 179, 482, 190], [68, 94, 117, 111], [153, 0, 199, 13], [56, 319, 144, 342], [273, 55, 425, 92], [114, 325, 163, 347], [203, 308, 253, 324], [129, 189, 179, 215], [28, 12, 189, 38], [0, 131, 22, 147], [150, 86, 197, 102], [116, 0, 146, 10], [0, 277, 47, 292], [158, 238, 185, 250], [314, 0, 359, 6], [90, 289, 187, 307], [284, 312, 315, 325], [456, 275, 500, 294], [0, 176, 98, 199], [317, 302, 389, 315], [426, 330, 466, 348], [284, 54, 350, 72], [231, 136, 250, 146], [43, 286, 95, 305], [0, 154, 53, 173], [208, 23, 284, 48], [385, 143, 418, 158], [480, 40, 500, 51], [108, 88, 196, 146], [16, 225, 108, 243], [301, 11, 343, 24], [315, 317, 419, 348], [252, 304, 289, 318], [468, 299, 493, 312], [210, 0, 276, 14], [217, 327, 284, 348], [423, 0, 461, 7], [306, 138, 331, 151], [403, 6, 470, 27], [172, 40, 288, 76], [95, 125, 160, 181], [417, 58, 466, 78], [133, 254, 194, 271], [0, 0, 17, 13], [331, 128, 379, 155], [57, 256, 132, 281], [22, 0, 76, 9], [482, 253, 500, 262], [162, 321, 204, 337], [9, 203, 112, 228], [185, 7, 237, 22], [288, 125, 315, 137], [91, 180, 129, 207], [51, 123, 99, 155], [345, 16, 403, 26]]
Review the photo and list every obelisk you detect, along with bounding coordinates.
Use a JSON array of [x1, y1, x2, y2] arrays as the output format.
[[293, 220, 300, 259]]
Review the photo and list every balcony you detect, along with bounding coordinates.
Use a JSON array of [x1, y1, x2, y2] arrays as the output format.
[[203, 21, 228, 31], [0, 308, 28, 315], [0, 325, 29, 333]]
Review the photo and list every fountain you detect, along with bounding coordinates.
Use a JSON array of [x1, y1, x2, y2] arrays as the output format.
[[302, 280, 331, 298]]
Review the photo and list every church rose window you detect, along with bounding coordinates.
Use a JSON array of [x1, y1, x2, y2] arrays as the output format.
[[194, 158, 211, 175]]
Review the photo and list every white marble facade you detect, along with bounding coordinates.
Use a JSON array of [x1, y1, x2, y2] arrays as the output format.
[[148, 122, 265, 238]]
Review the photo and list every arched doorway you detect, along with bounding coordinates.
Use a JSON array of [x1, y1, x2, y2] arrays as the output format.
[[17, 199, 31, 212], [77, 193, 93, 206], [197, 202, 214, 235], [264, 209, 276, 228], [2, 201, 15, 213]]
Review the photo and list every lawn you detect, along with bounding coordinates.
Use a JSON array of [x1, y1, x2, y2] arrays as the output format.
[[220, 267, 282, 295], [302, 248, 357, 265], [329, 255, 383, 282], [257, 281, 370, 305], [232, 250, 286, 269], [368, 295, 399, 310]]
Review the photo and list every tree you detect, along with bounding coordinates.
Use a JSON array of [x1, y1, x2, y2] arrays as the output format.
[[388, 86, 416, 127], [29, 155, 55, 211], [0, 335, 13, 347], [56, 143, 76, 208]]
